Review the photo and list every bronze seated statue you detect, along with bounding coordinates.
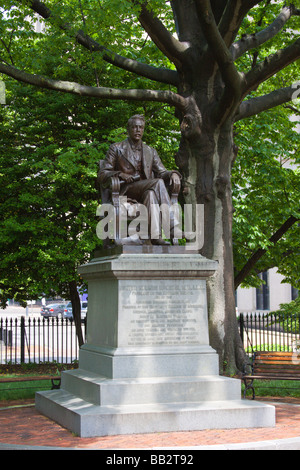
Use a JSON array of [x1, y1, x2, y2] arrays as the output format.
[[97, 115, 181, 247]]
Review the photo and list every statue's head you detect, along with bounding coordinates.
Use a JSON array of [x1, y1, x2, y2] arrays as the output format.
[[127, 115, 145, 143]]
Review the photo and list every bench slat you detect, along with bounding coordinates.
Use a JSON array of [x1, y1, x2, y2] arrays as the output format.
[[254, 362, 299, 366], [255, 358, 295, 363], [252, 373, 300, 378], [244, 375, 300, 381], [255, 352, 294, 357], [254, 364, 300, 369], [255, 358, 296, 363], [255, 357, 292, 364], [0, 375, 60, 383]]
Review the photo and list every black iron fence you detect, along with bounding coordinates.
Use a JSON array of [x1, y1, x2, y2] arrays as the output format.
[[0, 316, 86, 364], [2, 312, 300, 364], [239, 312, 300, 353]]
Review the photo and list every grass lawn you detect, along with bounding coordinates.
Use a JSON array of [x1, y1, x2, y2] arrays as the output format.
[[0, 361, 77, 401], [0, 377, 56, 400], [242, 379, 300, 399]]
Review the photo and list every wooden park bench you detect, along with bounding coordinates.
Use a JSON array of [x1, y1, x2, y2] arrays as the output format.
[[243, 351, 300, 399], [0, 375, 61, 390]]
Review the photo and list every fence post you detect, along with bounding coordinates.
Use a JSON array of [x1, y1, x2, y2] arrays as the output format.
[[20, 316, 25, 363], [239, 314, 244, 348]]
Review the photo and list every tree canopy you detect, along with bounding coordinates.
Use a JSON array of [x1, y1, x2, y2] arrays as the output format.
[[0, 0, 299, 370]]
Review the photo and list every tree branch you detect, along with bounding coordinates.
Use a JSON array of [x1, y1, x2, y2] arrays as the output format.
[[235, 85, 298, 121], [17, 0, 178, 86], [234, 215, 299, 289], [194, 0, 244, 122], [0, 37, 15, 66], [170, 0, 205, 46], [218, 0, 266, 47], [231, 5, 300, 60], [76, 29, 179, 86], [138, 1, 189, 68], [0, 61, 186, 110], [218, 0, 249, 47], [243, 39, 300, 96], [194, 0, 242, 90]]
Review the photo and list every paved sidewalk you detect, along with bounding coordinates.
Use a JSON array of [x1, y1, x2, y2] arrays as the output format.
[[0, 398, 300, 450]]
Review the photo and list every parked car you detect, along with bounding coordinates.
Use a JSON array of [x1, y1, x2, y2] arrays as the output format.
[[64, 301, 88, 321], [40, 303, 67, 318]]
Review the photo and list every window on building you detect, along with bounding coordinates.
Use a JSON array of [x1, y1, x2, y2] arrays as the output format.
[[256, 271, 270, 310]]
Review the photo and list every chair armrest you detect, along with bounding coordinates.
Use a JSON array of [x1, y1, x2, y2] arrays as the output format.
[[110, 176, 121, 192], [109, 176, 121, 207], [169, 178, 181, 205]]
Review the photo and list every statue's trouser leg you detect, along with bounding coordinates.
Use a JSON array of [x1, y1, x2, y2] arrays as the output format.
[[122, 178, 178, 240]]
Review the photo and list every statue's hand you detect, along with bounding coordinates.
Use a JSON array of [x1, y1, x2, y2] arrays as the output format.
[[170, 172, 181, 186], [119, 172, 134, 183]]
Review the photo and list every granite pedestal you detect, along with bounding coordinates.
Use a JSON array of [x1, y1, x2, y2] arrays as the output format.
[[36, 246, 275, 437]]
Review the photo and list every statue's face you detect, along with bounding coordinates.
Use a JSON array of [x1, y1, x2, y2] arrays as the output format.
[[128, 119, 145, 143]]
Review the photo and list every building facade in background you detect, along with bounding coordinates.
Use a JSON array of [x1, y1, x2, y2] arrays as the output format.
[[236, 268, 298, 313]]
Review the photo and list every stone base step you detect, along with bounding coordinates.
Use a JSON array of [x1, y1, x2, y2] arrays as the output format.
[[36, 389, 275, 438], [61, 369, 242, 406]]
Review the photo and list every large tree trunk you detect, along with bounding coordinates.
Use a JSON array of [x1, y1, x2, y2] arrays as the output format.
[[176, 94, 246, 374]]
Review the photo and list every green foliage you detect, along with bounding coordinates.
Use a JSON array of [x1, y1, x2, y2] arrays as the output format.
[[272, 296, 300, 317], [268, 297, 300, 333], [233, 1, 300, 290], [236, 0, 300, 81], [0, 79, 101, 304], [0, 0, 299, 305], [0, 2, 179, 305], [233, 104, 300, 289]]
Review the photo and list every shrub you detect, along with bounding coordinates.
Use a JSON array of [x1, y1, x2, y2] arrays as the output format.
[[268, 297, 300, 334]]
